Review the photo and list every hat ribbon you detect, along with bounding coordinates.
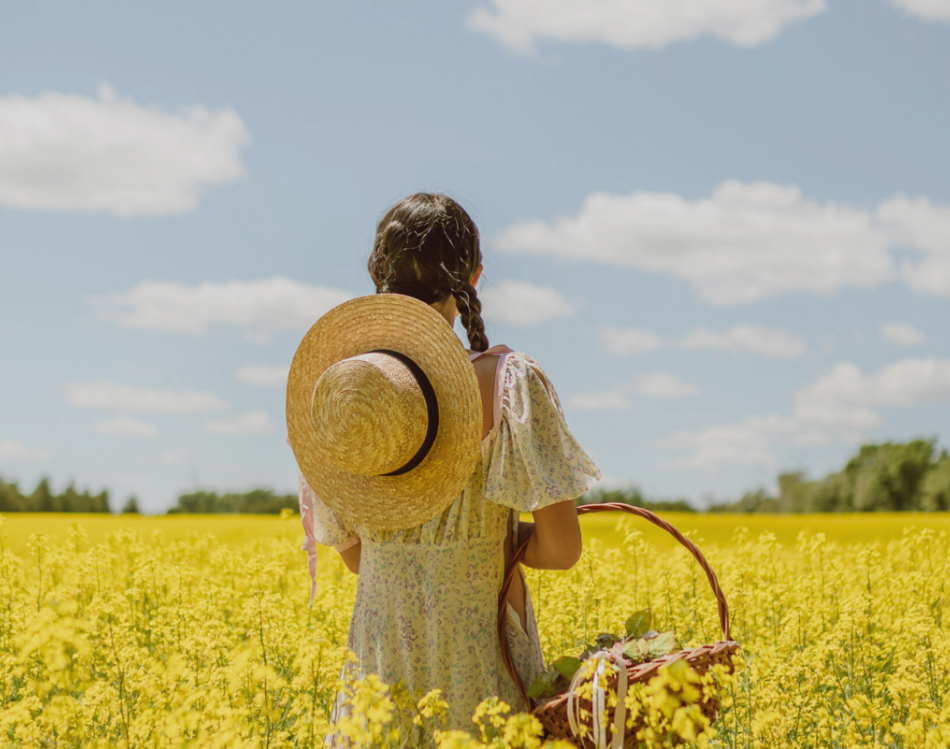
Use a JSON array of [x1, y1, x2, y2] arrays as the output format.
[[369, 350, 440, 476]]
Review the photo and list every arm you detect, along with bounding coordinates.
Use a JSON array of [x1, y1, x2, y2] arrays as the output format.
[[520, 499, 583, 571], [337, 539, 361, 575]]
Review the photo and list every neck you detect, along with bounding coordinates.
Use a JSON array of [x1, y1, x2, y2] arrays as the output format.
[[429, 298, 458, 328]]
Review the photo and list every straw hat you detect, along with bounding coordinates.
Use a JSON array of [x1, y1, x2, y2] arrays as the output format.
[[286, 294, 482, 532]]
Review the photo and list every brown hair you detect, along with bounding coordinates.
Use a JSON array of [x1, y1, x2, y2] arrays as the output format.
[[368, 193, 489, 352]]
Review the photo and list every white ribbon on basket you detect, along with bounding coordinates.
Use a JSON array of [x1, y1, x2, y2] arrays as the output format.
[[566, 651, 628, 749]]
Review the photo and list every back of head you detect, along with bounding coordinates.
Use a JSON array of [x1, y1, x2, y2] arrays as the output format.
[[368, 193, 489, 352]]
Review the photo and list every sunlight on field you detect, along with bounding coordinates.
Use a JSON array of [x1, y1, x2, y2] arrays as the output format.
[[4, 510, 950, 554], [3, 511, 950, 747]]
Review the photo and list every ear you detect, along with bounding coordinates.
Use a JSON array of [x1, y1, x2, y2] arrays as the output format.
[[471, 265, 483, 287]]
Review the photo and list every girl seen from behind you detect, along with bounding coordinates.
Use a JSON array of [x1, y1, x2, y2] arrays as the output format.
[[290, 193, 600, 731]]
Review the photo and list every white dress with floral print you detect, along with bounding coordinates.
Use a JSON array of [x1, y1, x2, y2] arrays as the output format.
[[298, 347, 600, 729]]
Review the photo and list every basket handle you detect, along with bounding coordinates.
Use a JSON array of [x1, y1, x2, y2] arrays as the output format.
[[497, 502, 732, 709]]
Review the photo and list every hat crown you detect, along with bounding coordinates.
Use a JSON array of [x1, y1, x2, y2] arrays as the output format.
[[311, 352, 429, 476]]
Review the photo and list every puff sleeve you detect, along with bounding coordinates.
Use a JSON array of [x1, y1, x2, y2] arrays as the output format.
[[484, 353, 600, 512], [298, 472, 358, 603]]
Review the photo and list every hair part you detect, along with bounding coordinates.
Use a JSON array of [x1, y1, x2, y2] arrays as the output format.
[[368, 193, 489, 352]]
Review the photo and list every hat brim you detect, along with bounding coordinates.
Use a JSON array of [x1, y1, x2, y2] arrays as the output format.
[[286, 294, 482, 532]]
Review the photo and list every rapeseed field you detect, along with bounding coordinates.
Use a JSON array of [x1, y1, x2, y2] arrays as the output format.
[[2, 511, 949, 748]]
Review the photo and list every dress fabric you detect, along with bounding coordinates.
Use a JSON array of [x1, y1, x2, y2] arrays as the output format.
[[298, 348, 600, 730]]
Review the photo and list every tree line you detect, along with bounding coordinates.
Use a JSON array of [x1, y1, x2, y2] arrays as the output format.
[[708, 439, 950, 513], [2, 438, 948, 515]]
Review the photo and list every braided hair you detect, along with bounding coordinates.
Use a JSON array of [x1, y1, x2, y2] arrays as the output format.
[[368, 193, 490, 352]]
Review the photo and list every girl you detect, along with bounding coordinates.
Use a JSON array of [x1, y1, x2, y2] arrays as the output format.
[[298, 192, 600, 730]]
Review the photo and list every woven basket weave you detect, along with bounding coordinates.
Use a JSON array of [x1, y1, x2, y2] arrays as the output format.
[[497, 503, 741, 748]]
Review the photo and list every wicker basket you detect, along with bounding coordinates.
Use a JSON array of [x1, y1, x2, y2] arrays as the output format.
[[497, 503, 741, 748]]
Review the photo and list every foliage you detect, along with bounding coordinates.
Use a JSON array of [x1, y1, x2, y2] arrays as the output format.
[[709, 438, 950, 513], [3, 514, 950, 746], [167, 488, 298, 515], [0, 476, 110, 513], [580, 487, 696, 513], [526, 608, 676, 699]]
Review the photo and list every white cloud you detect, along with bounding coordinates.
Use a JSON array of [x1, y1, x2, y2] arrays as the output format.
[[660, 415, 792, 468], [467, 0, 826, 54], [886, 0, 950, 22], [679, 325, 806, 358], [0, 84, 249, 216], [206, 411, 277, 436], [663, 357, 950, 467], [90, 277, 354, 342], [67, 381, 227, 413], [96, 417, 159, 437], [569, 370, 697, 409], [603, 324, 806, 358], [159, 450, 186, 464], [601, 327, 664, 356], [877, 195, 950, 298], [629, 372, 699, 398], [0, 439, 50, 461], [567, 391, 630, 411], [493, 181, 894, 306], [237, 363, 290, 388], [480, 280, 577, 327], [880, 322, 926, 347], [794, 358, 950, 437]]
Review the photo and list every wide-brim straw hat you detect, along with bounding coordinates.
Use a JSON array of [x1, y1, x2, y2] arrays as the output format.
[[286, 294, 482, 532]]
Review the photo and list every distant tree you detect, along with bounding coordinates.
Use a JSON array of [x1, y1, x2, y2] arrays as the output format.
[[121, 496, 141, 514], [0, 478, 23, 512], [921, 451, 950, 511], [847, 440, 935, 512], [579, 486, 696, 513], [167, 488, 297, 515], [30, 479, 55, 512]]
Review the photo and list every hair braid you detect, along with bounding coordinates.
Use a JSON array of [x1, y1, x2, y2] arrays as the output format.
[[453, 283, 489, 353]]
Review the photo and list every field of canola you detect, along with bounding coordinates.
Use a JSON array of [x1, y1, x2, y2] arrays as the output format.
[[2, 511, 950, 748]]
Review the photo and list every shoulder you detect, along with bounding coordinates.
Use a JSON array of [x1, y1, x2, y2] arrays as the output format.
[[496, 351, 563, 414]]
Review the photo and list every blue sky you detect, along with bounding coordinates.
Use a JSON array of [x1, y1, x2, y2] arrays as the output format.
[[2, 0, 949, 512]]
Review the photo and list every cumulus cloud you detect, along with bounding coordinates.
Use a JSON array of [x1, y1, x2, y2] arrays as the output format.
[[95, 417, 159, 437], [0, 439, 50, 461], [679, 325, 807, 358], [880, 323, 926, 347], [660, 415, 793, 468], [90, 277, 354, 342], [494, 182, 950, 305], [602, 324, 806, 358], [794, 358, 950, 438], [568, 371, 698, 410], [0, 84, 249, 216], [236, 363, 291, 388], [662, 357, 950, 467], [206, 411, 277, 436], [67, 381, 227, 413], [567, 390, 630, 411], [630, 372, 699, 398], [877, 195, 950, 298], [601, 327, 664, 356], [480, 280, 577, 327], [886, 0, 950, 22], [467, 0, 826, 53]]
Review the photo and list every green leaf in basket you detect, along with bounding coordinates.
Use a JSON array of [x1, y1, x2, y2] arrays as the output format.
[[552, 656, 582, 682], [526, 668, 564, 699], [623, 630, 678, 663], [644, 631, 677, 659], [623, 638, 650, 662], [625, 608, 653, 639]]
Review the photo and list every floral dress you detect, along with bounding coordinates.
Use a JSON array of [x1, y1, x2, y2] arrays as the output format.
[[298, 347, 600, 730]]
